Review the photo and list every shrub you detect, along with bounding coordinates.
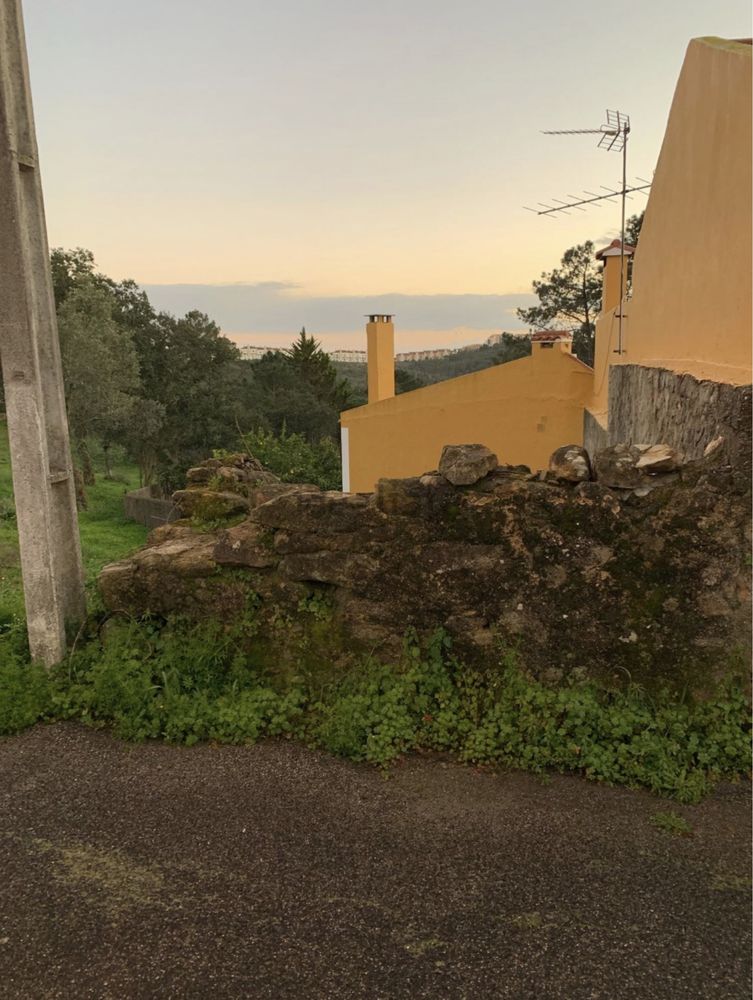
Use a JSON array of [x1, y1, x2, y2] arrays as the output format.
[[0, 646, 52, 734], [236, 427, 341, 491], [0, 617, 749, 803]]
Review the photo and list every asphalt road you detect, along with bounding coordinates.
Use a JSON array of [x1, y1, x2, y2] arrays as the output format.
[[0, 723, 750, 999]]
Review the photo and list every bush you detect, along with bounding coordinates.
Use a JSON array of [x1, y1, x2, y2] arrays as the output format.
[[0, 646, 51, 735], [236, 427, 341, 491]]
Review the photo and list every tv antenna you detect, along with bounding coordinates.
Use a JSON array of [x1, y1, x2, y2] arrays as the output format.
[[524, 110, 650, 354]]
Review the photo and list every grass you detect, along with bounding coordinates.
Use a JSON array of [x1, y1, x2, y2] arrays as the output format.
[[0, 421, 148, 632]]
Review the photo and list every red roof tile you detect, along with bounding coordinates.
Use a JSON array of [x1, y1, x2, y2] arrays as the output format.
[[595, 239, 636, 260]]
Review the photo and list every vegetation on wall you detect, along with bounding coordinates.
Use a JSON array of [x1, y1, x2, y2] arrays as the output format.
[[0, 614, 748, 804]]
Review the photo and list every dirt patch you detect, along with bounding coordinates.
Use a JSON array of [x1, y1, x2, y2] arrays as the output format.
[[31, 839, 167, 917]]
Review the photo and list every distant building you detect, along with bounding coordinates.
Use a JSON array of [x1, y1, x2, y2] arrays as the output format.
[[240, 345, 280, 360], [329, 349, 367, 363], [396, 349, 454, 362]]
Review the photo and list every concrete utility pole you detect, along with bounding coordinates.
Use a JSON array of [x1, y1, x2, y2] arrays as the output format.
[[0, 0, 85, 664]]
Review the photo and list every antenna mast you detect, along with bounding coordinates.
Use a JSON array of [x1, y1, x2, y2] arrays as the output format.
[[525, 110, 646, 355]]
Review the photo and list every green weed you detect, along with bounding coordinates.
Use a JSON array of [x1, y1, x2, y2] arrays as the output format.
[[0, 617, 749, 804], [651, 811, 693, 836]]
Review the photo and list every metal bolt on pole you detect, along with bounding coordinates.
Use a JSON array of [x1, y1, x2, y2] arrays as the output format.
[[0, 0, 86, 664]]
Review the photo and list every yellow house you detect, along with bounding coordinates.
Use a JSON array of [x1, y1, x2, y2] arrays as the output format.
[[588, 35, 752, 443], [340, 36, 752, 493], [341, 319, 592, 492]]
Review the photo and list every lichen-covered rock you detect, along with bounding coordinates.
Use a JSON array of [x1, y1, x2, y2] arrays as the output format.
[[438, 444, 498, 486], [171, 488, 250, 520], [247, 482, 320, 509], [593, 443, 682, 489], [635, 443, 680, 473], [100, 448, 751, 693], [214, 521, 278, 568], [593, 443, 644, 488], [173, 453, 288, 521], [186, 454, 276, 487], [549, 445, 592, 483]]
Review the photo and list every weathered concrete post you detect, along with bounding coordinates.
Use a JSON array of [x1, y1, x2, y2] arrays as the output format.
[[0, 0, 86, 663]]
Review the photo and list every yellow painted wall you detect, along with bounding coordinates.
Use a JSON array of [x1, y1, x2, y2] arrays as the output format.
[[366, 317, 395, 403], [342, 36, 751, 493], [591, 304, 623, 415], [341, 342, 593, 492], [612, 37, 752, 385]]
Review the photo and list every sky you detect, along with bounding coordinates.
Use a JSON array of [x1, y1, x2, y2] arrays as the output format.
[[23, 0, 751, 351]]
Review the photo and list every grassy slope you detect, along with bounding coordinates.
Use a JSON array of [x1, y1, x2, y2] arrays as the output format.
[[0, 421, 148, 628]]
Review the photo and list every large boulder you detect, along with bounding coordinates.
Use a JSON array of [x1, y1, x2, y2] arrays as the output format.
[[438, 444, 498, 486]]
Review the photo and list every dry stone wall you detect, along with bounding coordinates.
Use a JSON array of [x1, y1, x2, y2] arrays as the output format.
[[100, 445, 751, 693]]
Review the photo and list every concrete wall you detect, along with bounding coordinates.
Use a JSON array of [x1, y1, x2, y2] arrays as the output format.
[[607, 364, 752, 463], [583, 408, 608, 457], [124, 486, 180, 530], [612, 37, 752, 385], [341, 341, 593, 492]]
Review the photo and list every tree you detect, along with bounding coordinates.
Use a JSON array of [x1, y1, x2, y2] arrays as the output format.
[[395, 368, 425, 394], [248, 329, 352, 443], [56, 278, 141, 484], [517, 241, 601, 366], [146, 310, 247, 488], [493, 333, 531, 365], [285, 328, 351, 415], [50, 246, 102, 306], [248, 350, 343, 442], [517, 212, 645, 367], [626, 211, 644, 248]]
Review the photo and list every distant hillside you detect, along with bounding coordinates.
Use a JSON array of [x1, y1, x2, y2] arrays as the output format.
[[337, 334, 531, 409]]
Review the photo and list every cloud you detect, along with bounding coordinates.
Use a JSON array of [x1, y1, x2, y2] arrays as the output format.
[[140, 283, 537, 339]]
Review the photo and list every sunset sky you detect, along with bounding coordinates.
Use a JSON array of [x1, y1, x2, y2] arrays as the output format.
[[24, 0, 751, 351]]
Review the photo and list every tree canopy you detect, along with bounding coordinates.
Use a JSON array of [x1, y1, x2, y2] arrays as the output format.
[[517, 211, 644, 367], [48, 250, 351, 492]]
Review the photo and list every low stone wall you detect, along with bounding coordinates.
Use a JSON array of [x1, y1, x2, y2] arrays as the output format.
[[124, 486, 180, 531], [101, 447, 751, 693], [608, 364, 752, 464]]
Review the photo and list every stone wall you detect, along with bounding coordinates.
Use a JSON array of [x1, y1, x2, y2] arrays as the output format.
[[100, 446, 751, 694], [583, 408, 608, 458], [124, 486, 180, 531], [608, 364, 752, 464]]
